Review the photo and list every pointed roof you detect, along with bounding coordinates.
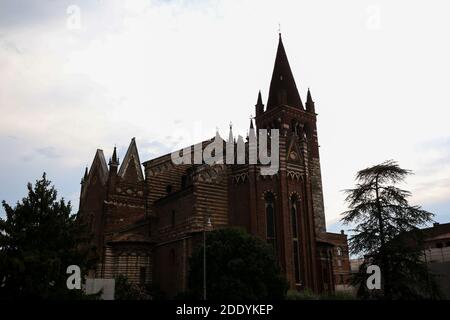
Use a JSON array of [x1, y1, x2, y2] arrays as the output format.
[[305, 88, 315, 113], [248, 119, 256, 139], [84, 166, 89, 180], [87, 149, 109, 186], [80, 150, 108, 202], [109, 146, 119, 166], [118, 138, 144, 182], [81, 166, 89, 183], [228, 122, 233, 143], [256, 90, 263, 106], [266, 34, 303, 110]]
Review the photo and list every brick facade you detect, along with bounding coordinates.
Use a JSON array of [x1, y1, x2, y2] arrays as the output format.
[[77, 35, 351, 298]]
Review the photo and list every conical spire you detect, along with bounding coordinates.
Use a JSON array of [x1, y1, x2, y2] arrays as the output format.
[[305, 88, 315, 113], [108, 146, 119, 176], [256, 90, 263, 106], [250, 118, 254, 130], [109, 146, 119, 167], [266, 34, 303, 110], [255, 90, 264, 117], [81, 166, 88, 184], [228, 122, 233, 143], [111, 146, 119, 165]]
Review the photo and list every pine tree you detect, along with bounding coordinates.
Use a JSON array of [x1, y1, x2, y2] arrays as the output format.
[[341, 160, 441, 299], [0, 173, 95, 299]]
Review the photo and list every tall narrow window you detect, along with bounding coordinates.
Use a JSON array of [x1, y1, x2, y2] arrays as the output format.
[[265, 193, 276, 249], [291, 195, 301, 284], [291, 203, 298, 238]]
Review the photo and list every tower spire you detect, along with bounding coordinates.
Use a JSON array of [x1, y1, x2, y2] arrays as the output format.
[[266, 34, 303, 110], [81, 166, 89, 184], [228, 122, 233, 143], [255, 90, 264, 117], [305, 88, 315, 113], [257, 90, 263, 106], [109, 146, 119, 166], [109, 145, 120, 177]]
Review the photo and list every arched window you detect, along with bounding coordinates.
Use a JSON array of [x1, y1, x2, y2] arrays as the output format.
[[290, 195, 301, 284], [265, 192, 276, 249]]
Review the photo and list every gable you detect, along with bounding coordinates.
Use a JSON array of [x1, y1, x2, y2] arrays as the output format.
[[118, 138, 144, 182]]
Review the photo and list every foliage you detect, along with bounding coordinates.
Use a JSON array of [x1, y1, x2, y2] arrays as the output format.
[[285, 288, 317, 300], [0, 173, 96, 299], [187, 228, 288, 300], [114, 275, 152, 300], [286, 288, 355, 300], [319, 291, 355, 300], [145, 283, 165, 300], [341, 160, 441, 299]]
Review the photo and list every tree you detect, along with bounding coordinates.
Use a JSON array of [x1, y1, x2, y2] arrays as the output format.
[[341, 160, 441, 299], [187, 228, 288, 300], [114, 275, 152, 300], [0, 173, 96, 299]]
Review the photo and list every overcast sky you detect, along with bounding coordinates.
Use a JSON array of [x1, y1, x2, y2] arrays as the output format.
[[1, 0, 449, 233]]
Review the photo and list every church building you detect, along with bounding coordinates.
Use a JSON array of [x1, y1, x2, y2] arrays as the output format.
[[77, 34, 351, 297]]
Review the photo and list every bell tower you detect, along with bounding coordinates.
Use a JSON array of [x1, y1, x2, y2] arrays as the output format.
[[254, 34, 326, 235], [250, 33, 328, 290]]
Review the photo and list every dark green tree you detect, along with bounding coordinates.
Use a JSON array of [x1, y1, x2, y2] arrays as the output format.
[[0, 173, 96, 299], [187, 228, 288, 300], [341, 160, 441, 299], [114, 275, 151, 300]]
